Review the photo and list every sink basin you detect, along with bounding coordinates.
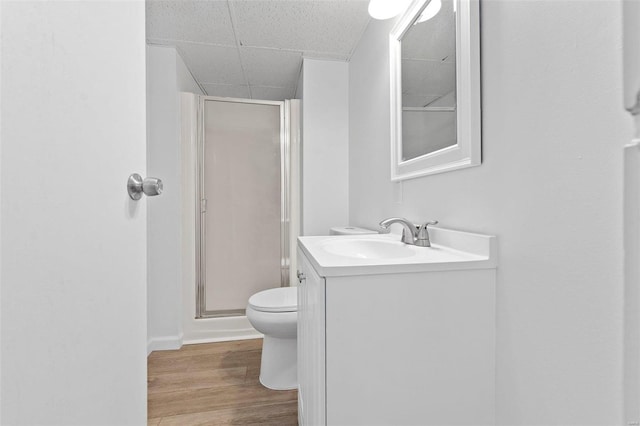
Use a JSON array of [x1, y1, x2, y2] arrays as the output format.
[[298, 229, 497, 277], [320, 238, 416, 259]]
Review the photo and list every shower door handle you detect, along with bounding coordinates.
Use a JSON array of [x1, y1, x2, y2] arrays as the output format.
[[127, 173, 163, 200]]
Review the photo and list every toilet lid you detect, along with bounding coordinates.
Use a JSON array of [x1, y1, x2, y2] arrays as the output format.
[[248, 287, 298, 313]]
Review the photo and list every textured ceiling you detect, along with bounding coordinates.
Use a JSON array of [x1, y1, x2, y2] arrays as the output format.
[[146, 0, 371, 100]]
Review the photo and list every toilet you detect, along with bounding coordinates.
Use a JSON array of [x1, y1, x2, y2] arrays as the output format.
[[246, 286, 298, 390], [246, 226, 376, 390]]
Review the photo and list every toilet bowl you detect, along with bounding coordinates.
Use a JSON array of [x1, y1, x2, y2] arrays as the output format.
[[246, 286, 298, 390], [246, 226, 376, 391]]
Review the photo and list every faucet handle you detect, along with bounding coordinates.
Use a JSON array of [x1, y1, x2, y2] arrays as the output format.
[[416, 221, 438, 247], [417, 220, 438, 234]]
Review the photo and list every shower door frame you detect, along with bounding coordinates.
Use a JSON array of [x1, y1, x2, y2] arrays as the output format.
[[195, 96, 291, 318]]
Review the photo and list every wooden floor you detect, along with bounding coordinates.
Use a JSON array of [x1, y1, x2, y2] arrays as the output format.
[[147, 338, 298, 425]]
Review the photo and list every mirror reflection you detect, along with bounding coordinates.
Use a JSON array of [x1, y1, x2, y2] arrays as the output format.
[[401, 0, 457, 161]]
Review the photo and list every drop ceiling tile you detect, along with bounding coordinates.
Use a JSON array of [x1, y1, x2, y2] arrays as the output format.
[[146, 0, 236, 46], [402, 59, 456, 97], [302, 52, 350, 61], [240, 47, 302, 88], [428, 91, 455, 107], [176, 42, 246, 85], [250, 86, 295, 101], [402, 94, 441, 108], [146, 38, 175, 47], [202, 84, 251, 99], [230, 0, 370, 55]]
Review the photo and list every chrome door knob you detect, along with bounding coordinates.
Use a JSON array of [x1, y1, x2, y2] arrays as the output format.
[[127, 173, 164, 200], [142, 177, 163, 196]]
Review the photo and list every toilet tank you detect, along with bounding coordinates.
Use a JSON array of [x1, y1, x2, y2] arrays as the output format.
[[329, 226, 377, 236]]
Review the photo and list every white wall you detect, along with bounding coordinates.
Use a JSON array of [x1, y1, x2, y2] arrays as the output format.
[[301, 59, 350, 236], [296, 65, 304, 99], [147, 45, 202, 352], [1, 1, 147, 423], [624, 138, 640, 426], [176, 52, 202, 94], [1, 3, 4, 419], [349, 1, 632, 424]]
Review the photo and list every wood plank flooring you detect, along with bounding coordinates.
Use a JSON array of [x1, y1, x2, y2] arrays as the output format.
[[148, 338, 298, 425]]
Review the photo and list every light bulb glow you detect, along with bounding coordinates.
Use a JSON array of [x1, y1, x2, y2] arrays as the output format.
[[416, 0, 442, 23], [368, 0, 411, 20]]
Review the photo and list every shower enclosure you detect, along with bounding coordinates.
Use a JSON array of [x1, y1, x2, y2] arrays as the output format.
[[195, 96, 298, 318]]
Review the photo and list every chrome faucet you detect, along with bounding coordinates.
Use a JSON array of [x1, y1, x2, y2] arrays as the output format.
[[379, 217, 439, 247]]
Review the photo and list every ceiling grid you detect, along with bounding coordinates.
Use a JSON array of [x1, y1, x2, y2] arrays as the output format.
[[146, 0, 371, 100]]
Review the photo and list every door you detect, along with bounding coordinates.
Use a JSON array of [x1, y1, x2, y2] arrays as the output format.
[[1, 2, 147, 424], [624, 1, 640, 424], [198, 98, 285, 317]]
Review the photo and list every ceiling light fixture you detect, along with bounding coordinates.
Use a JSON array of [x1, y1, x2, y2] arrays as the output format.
[[415, 0, 443, 23], [368, 0, 411, 20]]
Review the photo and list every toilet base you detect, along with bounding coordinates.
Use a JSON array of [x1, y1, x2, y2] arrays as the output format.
[[259, 336, 297, 390]]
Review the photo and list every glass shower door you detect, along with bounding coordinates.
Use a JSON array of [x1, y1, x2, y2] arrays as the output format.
[[198, 98, 284, 317]]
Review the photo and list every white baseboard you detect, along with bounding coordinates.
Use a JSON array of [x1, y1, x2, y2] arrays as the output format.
[[182, 315, 263, 345], [148, 317, 264, 355], [147, 334, 184, 356], [183, 331, 263, 346]]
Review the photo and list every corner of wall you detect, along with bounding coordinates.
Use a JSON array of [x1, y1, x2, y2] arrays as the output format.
[[300, 59, 350, 236], [175, 47, 205, 95], [146, 43, 184, 349], [147, 333, 184, 356], [295, 59, 304, 99]]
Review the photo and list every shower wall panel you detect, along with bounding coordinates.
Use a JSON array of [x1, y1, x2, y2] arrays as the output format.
[[203, 100, 282, 314]]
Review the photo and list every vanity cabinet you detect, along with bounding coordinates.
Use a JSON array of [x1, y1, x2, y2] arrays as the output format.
[[296, 234, 496, 426], [297, 250, 326, 426]]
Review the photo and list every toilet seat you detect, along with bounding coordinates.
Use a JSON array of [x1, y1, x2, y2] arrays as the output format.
[[248, 287, 297, 313]]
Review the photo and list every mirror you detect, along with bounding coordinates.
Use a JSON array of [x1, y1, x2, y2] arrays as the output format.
[[390, 0, 481, 181]]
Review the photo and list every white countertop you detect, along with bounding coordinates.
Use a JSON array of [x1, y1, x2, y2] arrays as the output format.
[[297, 228, 497, 277]]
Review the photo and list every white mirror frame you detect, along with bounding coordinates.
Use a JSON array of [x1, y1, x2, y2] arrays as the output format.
[[390, 0, 481, 181]]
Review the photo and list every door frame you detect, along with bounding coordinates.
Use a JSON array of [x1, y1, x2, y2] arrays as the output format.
[[195, 96, 290, 318]]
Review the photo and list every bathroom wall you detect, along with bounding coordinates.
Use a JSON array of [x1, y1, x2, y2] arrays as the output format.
[[349, 1, 632, 424], [301, 59, 350, 235], [624, 137, 640, 424], [147, 45, 203, 352]]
